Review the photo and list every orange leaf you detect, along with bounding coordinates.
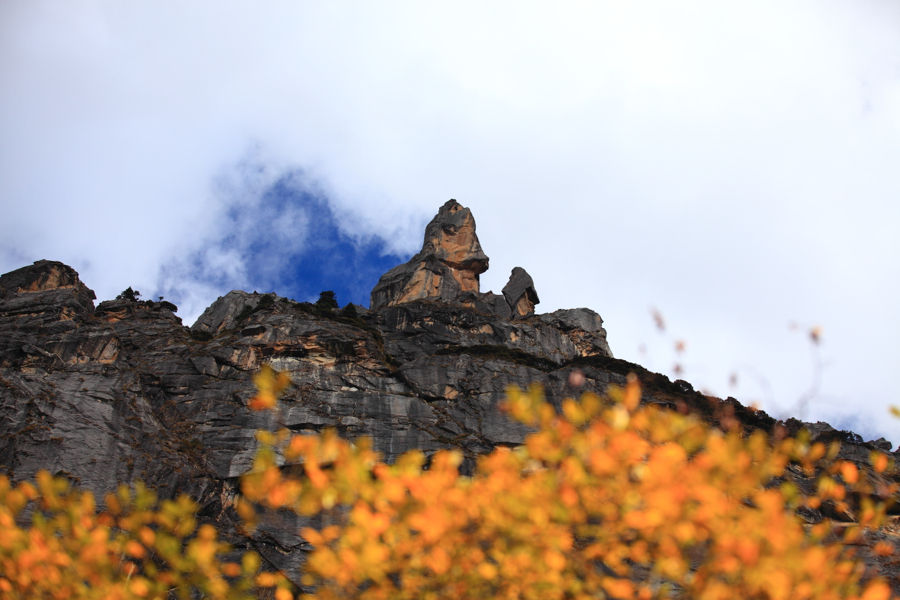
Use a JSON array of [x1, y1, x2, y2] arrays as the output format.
[[603, 577, 634, 598], [624, 374, 641, 411], [125, 540, 146, 559], [839, 461, 858, 485], [256, 572, 279, 587], [872, 452, 889, 474], [249, 393, 276, 411], [275, 587, 293, 600], [861, 580, 891, 600]]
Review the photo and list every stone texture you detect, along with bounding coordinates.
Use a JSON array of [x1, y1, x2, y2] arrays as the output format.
[[1, 205, 899, 589], [502, 267, 539, 318], [192, 291, 276, 336], [371, 201, 554, 323], [538, 308, 613, 358], [0, 260, 96, 323], [371, 200, 488, 309]]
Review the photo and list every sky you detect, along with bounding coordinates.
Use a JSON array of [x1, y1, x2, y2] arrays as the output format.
[[2, 1, 899, 443]]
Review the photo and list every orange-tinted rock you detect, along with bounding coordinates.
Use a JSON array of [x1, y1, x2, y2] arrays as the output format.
[[371, 200, 488, 309], [371, 202, 552, 322], [0, 260, 96, 320]]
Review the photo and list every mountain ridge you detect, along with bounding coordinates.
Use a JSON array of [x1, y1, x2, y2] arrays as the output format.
[[1, 200, 897, 586]]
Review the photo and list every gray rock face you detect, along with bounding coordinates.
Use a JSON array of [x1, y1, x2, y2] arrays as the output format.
[[538, 308, 613, 358], [192, 290, 277, 336], [0, 255, 621, 581]]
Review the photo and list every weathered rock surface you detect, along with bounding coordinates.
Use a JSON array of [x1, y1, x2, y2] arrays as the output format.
[[1, 202, 899, 588], [0, 256, 618, 580], [502, 266, 539, 318], [371, 199, 488, 309], [370, 200, 552, 325]]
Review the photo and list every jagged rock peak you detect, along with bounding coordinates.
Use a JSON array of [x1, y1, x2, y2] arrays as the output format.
[[370, 201, 549, 321], [0, 260, 90, 297], [0, 259, 96, 317], [422, 199, 489, 273], [370, 199, 489, 309]]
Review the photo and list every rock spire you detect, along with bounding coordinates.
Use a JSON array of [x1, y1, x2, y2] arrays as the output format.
[[370, 199, 541, 320], [502, 266, 539, 318], [370, 200, 488, 309]]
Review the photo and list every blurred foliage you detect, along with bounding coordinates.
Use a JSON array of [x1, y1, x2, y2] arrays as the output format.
[[0, 473, 285, 599], [244, 373, 896, 599], [2, 367, 897, 599]]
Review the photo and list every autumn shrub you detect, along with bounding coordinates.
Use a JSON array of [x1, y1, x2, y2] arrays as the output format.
[[243, 369, 896, 600], [2, 366, 896, 599], [0, 473, 286, 599]]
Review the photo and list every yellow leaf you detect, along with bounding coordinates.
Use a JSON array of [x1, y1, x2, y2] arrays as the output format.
[[623, 374, 641, 411]]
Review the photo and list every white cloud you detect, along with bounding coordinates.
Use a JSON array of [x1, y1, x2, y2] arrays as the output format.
[[2, 0, 899, 442]]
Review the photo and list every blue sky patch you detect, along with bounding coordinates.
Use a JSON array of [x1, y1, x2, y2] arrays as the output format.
[[160, 170, 411, 311]]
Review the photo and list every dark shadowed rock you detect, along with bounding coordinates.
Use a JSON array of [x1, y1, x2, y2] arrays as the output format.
[[192, 291, 277, 336], [502, 267, 540, 318]]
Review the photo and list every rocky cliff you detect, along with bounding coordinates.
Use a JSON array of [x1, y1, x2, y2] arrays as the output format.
[[1, 201, 897, 586]]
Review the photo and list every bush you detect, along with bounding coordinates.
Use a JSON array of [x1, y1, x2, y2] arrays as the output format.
[[0, 473, 283, 599], [242, 373, 895, 600], [315, 291, 338, 313], [2, 368, 895, 599]]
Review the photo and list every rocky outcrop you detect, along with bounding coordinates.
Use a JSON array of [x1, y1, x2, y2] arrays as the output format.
[[1, 201, 898, 588], [0, 260, 96, 323], [502, 266, 539, 318], [370, 200, 549, 324], [371, 200, 488, 309], [192, 290, 278, 336], [538, 308, 613, 358]]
